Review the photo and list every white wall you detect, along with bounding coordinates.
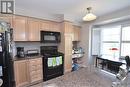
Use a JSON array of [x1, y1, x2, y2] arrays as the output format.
[[79, 6, 130, 67], [79, 23, 92, 67], [15, 8, 64, 22]]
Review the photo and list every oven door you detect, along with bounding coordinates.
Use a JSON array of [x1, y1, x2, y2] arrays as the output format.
[[43, 55, 64, 81]]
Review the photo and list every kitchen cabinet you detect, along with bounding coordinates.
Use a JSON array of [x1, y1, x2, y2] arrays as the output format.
[[28, 58, 43, 83], [64, 21, 74, 34], [73, 25, 81, 41], [28, 18, 40, 41], [13, 16, 27, 41], [49, 22, 60, 32], [40, 21, 50, 31], [40, 21, 60, 32], [64, 34, 73, 72], [14, 58, 43, 87], [13, 16, 40, 41], [58, 21, 73, 73], [0, 14, 13, 27], [14, 60, 29, 87]]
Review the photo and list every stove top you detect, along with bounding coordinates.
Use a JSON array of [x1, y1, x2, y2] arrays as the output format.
[[40, 46, 63, 57], [42, 52, 62, 57]]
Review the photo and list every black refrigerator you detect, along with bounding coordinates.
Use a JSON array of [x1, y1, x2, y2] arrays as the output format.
[[0, 22, 15, 87]]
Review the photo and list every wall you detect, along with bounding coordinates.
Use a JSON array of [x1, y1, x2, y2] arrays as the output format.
[[14, 42, 58, 56], [79, 6, 130, 67], [15, 8, 63, 22], [79, 23, 92, 67]]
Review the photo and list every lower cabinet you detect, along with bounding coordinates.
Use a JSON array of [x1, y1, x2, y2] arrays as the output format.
[[14, 58, 43, 87], [28, 58, 43, 83], [14, 60, 30, 87]]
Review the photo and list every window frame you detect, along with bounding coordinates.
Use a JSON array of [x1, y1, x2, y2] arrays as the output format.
[[120, 25, 130, 57], [100, 25, 130, 58]]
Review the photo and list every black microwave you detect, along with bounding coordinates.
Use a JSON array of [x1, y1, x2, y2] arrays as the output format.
[[40, 31, 61, 43]]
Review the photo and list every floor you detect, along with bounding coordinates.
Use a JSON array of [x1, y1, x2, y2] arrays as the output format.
[[30, 67, 130, 87]]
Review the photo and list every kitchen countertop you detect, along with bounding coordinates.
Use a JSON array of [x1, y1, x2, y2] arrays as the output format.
[[13, 55, 43, 61], [30, 67, 123, 87]]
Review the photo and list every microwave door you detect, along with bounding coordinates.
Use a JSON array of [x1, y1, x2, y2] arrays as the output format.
[[44, 35, 56, 42], [40, 31, 61, 43]]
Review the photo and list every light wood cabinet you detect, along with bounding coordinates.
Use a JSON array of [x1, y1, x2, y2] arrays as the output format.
[[14, 58, 43, 87], [73, 25, 81, 41], [40, 21, 60, 32], [0, 15, 62, 41], [14, 60, 29, 87], [28, 18, 40, 41], [58, 21, 73, 73], [64, 34, 73, 72], [28, 58, 43, 83], [40, 21, 50, 31], [13, 16, 27, 41], [49, 22, 60, 32], [64, 21, 74, 34]]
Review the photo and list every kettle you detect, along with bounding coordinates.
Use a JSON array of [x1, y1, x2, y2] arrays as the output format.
[[17, 47, 25, 58]]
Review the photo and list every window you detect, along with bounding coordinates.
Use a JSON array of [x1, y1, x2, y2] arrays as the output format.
[[101, 28, 120, 42], [100, 26, 121, 58], [121, 26, 130, 56], [100, 25, 130, 58]]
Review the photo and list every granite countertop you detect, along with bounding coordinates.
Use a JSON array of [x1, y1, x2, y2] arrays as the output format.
[[13, 55, 43, 61], [31, 67, 119, 87]]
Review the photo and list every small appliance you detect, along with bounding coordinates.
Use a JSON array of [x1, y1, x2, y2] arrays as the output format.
[[26, 49, 39, 57], [40, 31, 61, 43], [17, 47, 25, 58]]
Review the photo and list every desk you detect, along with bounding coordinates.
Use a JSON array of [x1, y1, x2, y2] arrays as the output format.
[[96, 55, 126, 74]]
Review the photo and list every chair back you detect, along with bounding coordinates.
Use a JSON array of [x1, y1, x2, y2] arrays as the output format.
[[125, 56, 130, 67]]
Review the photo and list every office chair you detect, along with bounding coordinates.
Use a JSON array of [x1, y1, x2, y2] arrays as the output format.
[[112, 56, 130, 87], [125, 56, 130, 71]]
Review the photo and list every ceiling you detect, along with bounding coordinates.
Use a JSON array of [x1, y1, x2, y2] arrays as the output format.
[[15, 0, 130, 23]]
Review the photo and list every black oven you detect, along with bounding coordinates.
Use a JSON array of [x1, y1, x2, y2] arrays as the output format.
[[40, 46, 64, 81], [40, 31, 61, 43]]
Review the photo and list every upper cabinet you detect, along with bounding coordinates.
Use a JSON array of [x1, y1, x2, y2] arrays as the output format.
[[13, 16, 28, 41], [58, 21, 73, 73], [49, 22, 60, 32], [40, 21, 50, 31], [73, 25, 81, 41], [13, 16, 41, 41], [40, 21, 60, 32], [64, 21, 74, 34], [28, 18, 40, 41]]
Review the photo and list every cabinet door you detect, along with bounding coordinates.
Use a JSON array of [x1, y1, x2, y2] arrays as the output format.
[[49, 22, 60, 32], [40, 21, 60, 32], [29, 58, 43, 83], [40, 21, 50, 31], [14, 60, 29, 87], [28, 18, 40, 41], [64, 21, 74, 34], [13, 16, 27, 41], [64, 34, 73, 72], [73, 26, 81, 41], [36, 58, 43, 81]]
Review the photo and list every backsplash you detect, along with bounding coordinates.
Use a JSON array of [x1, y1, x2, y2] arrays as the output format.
[[14, 42, 58, 56]]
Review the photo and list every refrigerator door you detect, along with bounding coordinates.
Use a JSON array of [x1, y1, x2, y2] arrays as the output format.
[[0, 22, 15, 87]]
